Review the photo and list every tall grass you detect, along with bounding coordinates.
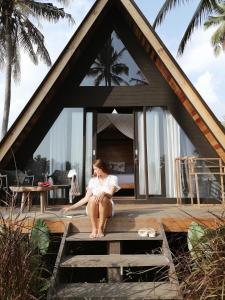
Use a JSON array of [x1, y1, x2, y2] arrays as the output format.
[[176, 215, 225, 299], [0, 196, 48, 300]]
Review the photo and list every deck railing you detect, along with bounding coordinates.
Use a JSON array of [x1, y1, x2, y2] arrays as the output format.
[[175, 157, 225, 205]]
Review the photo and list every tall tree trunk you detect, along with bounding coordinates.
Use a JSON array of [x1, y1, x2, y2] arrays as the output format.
[[1, 17, 12, 139]]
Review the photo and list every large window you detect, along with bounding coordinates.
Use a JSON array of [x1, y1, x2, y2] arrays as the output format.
[[137, 107, 197, 197], [27, 108, 85, 194], [81, 31, 148, 86]]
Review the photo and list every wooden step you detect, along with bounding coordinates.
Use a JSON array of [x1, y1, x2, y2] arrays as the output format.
[[60, 254, 169, 268], [66, 232, 163, 241], [54, 282, 181, 299]]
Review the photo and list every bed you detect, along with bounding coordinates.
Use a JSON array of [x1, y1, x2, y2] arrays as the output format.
[[117, 174, 135, 189]]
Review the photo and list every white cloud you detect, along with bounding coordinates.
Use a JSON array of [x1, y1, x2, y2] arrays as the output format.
[[195, 72, 218, 104], [175, 28, 225, 120], [178, 28, 225, 74], [195, 71, 225, 119]]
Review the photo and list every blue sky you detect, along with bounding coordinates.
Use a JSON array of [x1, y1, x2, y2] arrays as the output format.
[[0, 0, 224, 128]]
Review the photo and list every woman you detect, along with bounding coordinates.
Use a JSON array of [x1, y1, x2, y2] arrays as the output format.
[[61, 159, 120, 238]]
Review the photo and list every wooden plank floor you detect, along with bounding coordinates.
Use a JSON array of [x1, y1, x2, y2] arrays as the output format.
[[60, 254, 169, 268], [1, 202, 225, 233], [54, 282, 180, 299]]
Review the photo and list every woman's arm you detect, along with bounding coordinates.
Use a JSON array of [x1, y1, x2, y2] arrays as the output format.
[[61, 190, 92, 213], [96, 186, 116, 202]]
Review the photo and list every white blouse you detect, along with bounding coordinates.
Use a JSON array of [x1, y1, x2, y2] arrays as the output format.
[[87, 175, 120, 196]]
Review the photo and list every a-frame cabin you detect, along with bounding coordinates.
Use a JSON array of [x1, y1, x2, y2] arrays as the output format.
[[0, 0, 225, 202]]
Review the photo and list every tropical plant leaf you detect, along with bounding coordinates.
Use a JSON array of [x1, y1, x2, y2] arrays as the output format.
[[31, 219, 49, 255], [187, 221, 206, 252]]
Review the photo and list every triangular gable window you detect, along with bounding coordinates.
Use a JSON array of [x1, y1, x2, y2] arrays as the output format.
[[81, 31, 148, 86]]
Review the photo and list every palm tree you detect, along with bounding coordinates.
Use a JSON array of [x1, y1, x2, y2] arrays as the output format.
[[153, 0, 223, 55], [86, 37, 129, 86], [129, 70, 148, 85], [204, 2, 225, 56], [0, 0, 74, 139]]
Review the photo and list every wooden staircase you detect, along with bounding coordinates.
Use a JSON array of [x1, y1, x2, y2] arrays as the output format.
[[47, 223, 182, 299]]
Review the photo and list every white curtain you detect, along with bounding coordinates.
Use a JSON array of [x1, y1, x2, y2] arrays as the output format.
[[97, 115, 111, 133], [146, 108, 162, 194], [97, 114, 134, 139], [163, 110, 181, 198], [137, 112, 146, 194], [49, 110, 68, 173], [85, 112, 93, 187], [70, 109, 84, 189], [34, 108, 84, 197]]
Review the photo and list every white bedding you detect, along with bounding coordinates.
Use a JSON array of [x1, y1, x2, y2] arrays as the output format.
[[117, 174, 134, 184]]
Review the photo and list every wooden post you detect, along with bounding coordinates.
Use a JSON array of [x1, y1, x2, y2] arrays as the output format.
[[219, 159, 225, 205], [195, 173, 200, 206], [175, 158, 181, 205], [40, 191, 47, 213], [188, 158, 194, 205], [20, 192, 27, 212], [108, 241, 121, 282]]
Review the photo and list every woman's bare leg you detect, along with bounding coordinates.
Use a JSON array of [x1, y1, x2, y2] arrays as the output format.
[[97, 197, 112, 237], [87, 196, 99, 238]]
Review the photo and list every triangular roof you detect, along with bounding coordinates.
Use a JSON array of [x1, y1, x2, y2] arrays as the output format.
[[0, 0, 224, 166]]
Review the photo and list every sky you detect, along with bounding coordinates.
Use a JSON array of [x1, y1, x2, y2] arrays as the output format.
[[0, 0, 225, 130]]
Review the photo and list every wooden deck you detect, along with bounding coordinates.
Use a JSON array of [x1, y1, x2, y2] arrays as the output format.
[[2, 202, 225, 233]]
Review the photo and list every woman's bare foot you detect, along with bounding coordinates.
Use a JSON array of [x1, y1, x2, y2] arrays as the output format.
[[96, 229, 105, 238], [89, 229, 97, 238]]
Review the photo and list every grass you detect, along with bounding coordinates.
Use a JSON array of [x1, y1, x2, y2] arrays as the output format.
[[0, 194, 49, 300]]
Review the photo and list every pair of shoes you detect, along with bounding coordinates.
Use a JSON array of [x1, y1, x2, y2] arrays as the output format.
[[138, 228, 156, 238]]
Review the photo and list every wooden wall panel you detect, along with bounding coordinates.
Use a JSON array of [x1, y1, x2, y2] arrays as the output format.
[[64, 86, 176, 107]]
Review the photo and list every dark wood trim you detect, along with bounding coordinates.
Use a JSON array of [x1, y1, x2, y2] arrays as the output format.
[[64, 86, 176, 108], [93, 110, 97, 160], [133, 111, 138, 199]]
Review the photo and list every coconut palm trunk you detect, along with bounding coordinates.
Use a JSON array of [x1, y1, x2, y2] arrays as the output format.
[[1, 16, 12, 139], [0, 0, 74, 140]]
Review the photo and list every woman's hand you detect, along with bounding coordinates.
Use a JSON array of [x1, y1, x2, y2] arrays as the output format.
[[95, 192, 112, 203], [60, 206, 70, 214]]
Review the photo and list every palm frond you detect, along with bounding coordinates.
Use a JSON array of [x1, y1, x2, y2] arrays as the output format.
[[112, 63, 129, 76], [111, 74, 129, 86], [24, 0, 75, 25], [19, 14, 52, 66], [204, 15, 225, 29], [17, 18, 38, 65], [153, 0, 190, 28], [111, 47, 127, 63], [12, 46, 21, 82], [204, 2, 225, 56], [177, 0, 219, 55], [86, 67, 103, 77], [94, 73, 104, 86]]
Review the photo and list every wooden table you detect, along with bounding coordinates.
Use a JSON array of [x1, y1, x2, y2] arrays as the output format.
[[10, 185, 59, 213]]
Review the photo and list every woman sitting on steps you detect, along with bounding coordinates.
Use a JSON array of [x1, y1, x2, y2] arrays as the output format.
[[61, 159, 120, 238]]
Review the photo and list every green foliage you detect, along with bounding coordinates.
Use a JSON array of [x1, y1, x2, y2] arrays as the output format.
[[154, 0, 224, 55], [204, 2, 225, 56], [0, 212, 49, 299], [187, 221, 206, 253], [31, 219, 50, 255], [178, 221, 225, 298]]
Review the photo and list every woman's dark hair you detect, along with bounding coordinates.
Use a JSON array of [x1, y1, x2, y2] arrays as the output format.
[[93, 159, 109, 174]]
